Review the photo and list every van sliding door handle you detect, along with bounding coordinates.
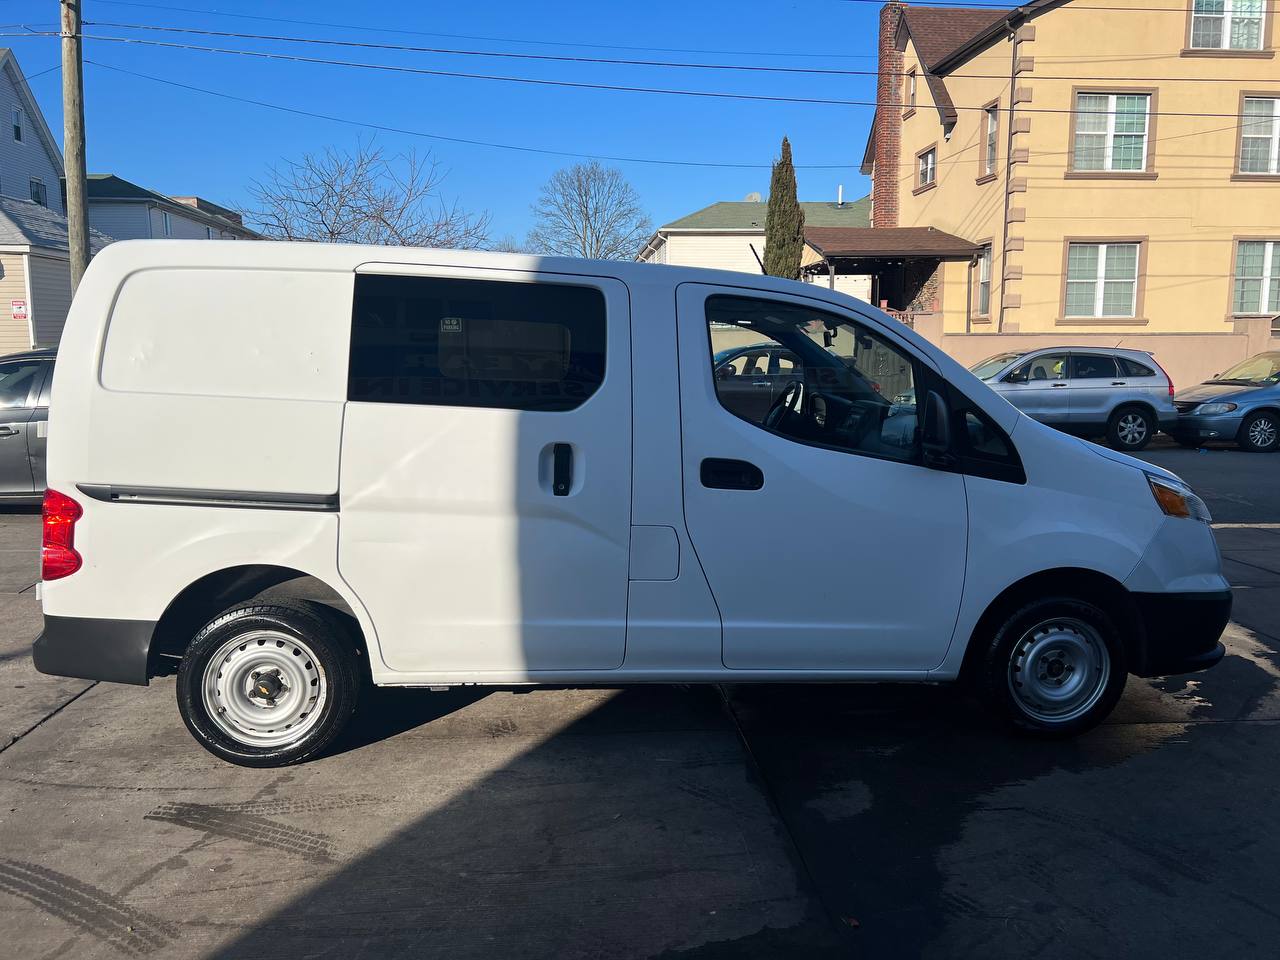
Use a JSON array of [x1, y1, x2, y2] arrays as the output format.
[[701, 458, 764, 491], [552, 443, 573, 496], [0, 426, 16, 437]]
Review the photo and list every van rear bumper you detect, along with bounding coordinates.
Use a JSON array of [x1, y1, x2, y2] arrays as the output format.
[[32, 615, 156, 686], [1129, 589, 1231, 677]]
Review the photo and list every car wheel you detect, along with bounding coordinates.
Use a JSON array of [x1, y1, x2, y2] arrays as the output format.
[[1237, 411, 1279, 453], [1106, 406, 1154, 451], [977, 597, 1127, 738], [176, 600, 360, 767]]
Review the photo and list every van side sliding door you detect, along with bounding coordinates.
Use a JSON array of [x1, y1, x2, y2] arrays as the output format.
[[338, 267, 633, 677]]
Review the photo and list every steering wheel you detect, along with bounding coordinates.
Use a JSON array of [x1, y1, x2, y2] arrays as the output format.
[[763, 380, 804, 431]]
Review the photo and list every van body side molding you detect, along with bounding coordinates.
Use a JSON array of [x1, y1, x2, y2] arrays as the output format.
[[75, 483, 339, 512]]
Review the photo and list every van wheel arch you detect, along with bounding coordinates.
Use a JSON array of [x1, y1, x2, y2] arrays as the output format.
[[1237, 407, 1280, 451], [148, 565, 367, 680], [960, 568, 1143, 684]]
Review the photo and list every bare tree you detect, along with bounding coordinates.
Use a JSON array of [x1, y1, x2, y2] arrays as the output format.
[[526, 161, 652, 260], [249, 142, 490, 248]]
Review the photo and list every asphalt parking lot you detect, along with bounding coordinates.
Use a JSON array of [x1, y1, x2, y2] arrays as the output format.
[[2, 440, 1278, 959]]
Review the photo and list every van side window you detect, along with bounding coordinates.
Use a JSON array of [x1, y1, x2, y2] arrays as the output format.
[[706, 295, 920, 464], [349, 275, 606, 412]]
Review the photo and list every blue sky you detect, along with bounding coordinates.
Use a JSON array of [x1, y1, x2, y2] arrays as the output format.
[[4, 0, 883, 239]]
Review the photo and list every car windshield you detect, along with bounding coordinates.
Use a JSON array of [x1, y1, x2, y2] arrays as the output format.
[[969, 352, 1023, 380], [1209, 352, 1280, 385]]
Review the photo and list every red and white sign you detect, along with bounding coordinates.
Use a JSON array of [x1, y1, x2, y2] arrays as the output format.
[[10, 300, 27, 321]]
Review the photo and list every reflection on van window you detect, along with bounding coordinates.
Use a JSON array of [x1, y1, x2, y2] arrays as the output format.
[[349, 275, 606, 411], [706, 295, 919, 463], [0, 360, 41, 408]]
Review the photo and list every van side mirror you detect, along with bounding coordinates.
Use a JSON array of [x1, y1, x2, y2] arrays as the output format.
[[716, 366, 735, 380], [922, 390, 954, 467], [1003, 368, 1027, 384]]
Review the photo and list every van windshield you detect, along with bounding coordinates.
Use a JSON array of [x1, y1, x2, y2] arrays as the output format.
[[969, 353, 1023, 380], [1209, 352, 1280, 385]]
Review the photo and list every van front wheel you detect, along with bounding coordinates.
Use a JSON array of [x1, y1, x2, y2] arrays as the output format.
[[176, 601, 360, 767], [978, 597, 1127, 737]]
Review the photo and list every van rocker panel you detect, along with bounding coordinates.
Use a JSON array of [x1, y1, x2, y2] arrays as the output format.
[[32, 614, 156, 686]]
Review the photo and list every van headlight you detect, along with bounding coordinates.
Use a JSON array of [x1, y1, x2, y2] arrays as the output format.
[[1147, 473, 1212, 523], [1197, 402, 1237, 415]]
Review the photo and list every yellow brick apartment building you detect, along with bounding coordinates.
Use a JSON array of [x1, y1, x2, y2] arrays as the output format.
[[860, 0, 1280, 384]]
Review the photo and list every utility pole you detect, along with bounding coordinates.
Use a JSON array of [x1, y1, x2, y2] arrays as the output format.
[[61, 0, 89, 292]]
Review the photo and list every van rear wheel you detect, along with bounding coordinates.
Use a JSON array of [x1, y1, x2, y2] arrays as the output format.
[[176, 601, 359, 767], [977, 597, 1127, 737]]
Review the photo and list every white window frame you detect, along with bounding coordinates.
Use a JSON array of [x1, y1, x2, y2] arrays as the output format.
[[1234, 240, 1279, 314], [1190, 0, 1265, 50], [1240, 97, 1280, 174], [1073, 93, 1151, 172], [975, 245, 993, 315], [1065, 242, 1141, 318], [162, 210, 172, 236], [984, 106, 999, 176], [918, 148, 937, 187], [907, 69, 917, 109]]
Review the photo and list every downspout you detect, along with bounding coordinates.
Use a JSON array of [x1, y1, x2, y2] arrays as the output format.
[[996, 19, 1018, 333], [965, 254, 976, 334], [828, 258, 835, 290]]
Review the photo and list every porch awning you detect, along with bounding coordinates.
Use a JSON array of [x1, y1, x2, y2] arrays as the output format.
[[804, 226, 978, 260]]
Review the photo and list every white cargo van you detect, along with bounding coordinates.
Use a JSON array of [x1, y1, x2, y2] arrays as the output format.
[[33, 242, 1230, 766]]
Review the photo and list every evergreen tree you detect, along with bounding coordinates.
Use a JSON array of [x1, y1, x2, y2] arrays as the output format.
[[763, 137, 805, 280]]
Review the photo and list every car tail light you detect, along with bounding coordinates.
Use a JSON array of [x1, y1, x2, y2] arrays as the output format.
[[1149, 355, 1174, 397], [42, 488, 83, 581]]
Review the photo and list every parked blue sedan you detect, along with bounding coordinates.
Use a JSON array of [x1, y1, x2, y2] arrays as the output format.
[[1170, 351, 1280, 452]]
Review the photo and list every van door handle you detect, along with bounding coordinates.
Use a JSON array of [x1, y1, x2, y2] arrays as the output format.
[[552, 443, 573, 496], [751, 380, 770, 387], [0, 426, 17, 437], [701, 458, 764, 491]]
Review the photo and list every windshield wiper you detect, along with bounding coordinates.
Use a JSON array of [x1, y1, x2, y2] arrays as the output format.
[[1207, 378, 1256, 385]]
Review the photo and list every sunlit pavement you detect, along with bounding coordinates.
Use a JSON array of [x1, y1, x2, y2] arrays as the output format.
[[1, 441, 1278, 958]]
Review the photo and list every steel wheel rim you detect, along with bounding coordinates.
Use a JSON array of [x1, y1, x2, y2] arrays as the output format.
[[1117, 413, 1147, 446], [1007, 617, 1111, 724], [202, 630, 328, 748], [1248, 416, 1277, 448]]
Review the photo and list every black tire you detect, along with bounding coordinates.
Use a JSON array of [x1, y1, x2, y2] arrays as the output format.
[[1106, 406, 1155, 451], [1237, 410, 1279, 453], [976, 596, 1127, 738], [176, 600, 360, 767]]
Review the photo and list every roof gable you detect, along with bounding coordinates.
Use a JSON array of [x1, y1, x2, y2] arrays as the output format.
[[0, 49, 64, 172], [660, 198, 871, 232]]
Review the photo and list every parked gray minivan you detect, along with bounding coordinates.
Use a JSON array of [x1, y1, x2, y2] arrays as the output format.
[[0, 349, 54, 502], [970, 347, 1176, 451]]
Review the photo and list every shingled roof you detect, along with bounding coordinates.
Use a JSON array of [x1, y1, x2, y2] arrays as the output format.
[[805, 226, 978, 260], [899, 6, 1009, 66]]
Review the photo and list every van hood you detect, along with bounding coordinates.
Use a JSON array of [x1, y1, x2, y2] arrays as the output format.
[[1176, 383, 1255, 404], [1082, 437, 1181, 484]]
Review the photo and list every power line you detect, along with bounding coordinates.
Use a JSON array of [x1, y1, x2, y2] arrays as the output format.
[[84, 59, 862, 170], [87, 0, 882, 60], [835, 0, 1280, 12], [79, 21, 1280, 84], [71, 33, 1278, 119]]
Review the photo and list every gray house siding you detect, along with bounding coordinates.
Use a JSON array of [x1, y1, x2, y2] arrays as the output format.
[[0, 61, 63, 215], [88, 202, 152, 241], [27, 254, 71, 346]]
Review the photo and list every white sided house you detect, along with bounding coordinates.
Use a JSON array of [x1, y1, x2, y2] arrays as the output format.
[[0, 48, 100, 352], [637, 195, 875, 301], [86, 174, 259, 242]]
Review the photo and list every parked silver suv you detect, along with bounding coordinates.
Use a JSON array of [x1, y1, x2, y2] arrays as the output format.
[[969, 347, 1177, 451]]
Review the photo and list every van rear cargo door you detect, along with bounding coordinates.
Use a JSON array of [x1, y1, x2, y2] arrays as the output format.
[[338, 266, 632, 676]]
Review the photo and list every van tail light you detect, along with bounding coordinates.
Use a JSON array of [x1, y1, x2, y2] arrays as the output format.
[[42, 489, 83, 581]]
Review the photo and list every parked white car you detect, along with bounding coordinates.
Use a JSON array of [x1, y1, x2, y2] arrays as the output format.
[[34, 242, 1231, 766]]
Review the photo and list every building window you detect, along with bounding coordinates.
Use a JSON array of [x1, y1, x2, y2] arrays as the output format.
[[12, 107, 22, 143], [917, 147, 937, 189], [1065, 242, 1140, 317], [205, 226, 213, 239], [1072, 93, 1151, 172], [905, 69, 917, 113], [162, 211, 172, 236], [1240, 97, 1280, 173], [984, 105, 999, 176], [1190, 0, 1265, 50], [975, 244, 992, 315], [29, 178, 46, 207], [1234, 240, 1279, 314]]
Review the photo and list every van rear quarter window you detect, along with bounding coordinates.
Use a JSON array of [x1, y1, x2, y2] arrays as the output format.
[[349, 274, 606, 412]]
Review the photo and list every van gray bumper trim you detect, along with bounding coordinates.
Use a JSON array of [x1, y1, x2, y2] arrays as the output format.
[[76, 484, 338, 512], [32, 614, 155, 686]]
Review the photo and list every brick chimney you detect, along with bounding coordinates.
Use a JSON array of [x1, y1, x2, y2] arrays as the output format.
[[872, 1, 906, 228]]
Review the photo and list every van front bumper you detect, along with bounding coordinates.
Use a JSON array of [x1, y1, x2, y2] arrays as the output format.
[[1167, 414, 1245, 444], [32, 614, 156, 686], [1129, 590, 1231, 677]]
